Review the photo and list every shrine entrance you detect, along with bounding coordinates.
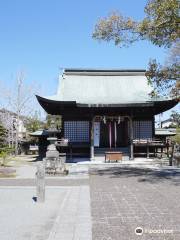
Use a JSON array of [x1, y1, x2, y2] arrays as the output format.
[[93, 117, 129, 148], [100, 120, 128, 148]]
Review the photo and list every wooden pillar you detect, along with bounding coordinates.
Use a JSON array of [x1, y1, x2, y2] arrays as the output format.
[[90, 117, 95, 160], [129, 117, 134, 160], [61, 116, 64, 138]]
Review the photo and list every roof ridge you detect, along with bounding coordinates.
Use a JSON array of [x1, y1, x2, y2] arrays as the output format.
[[64, 68, 146, 73]]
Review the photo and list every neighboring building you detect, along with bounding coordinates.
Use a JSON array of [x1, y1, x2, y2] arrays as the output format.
[[161, 118, 178, 128], [36, 69, 178, 159], [0, 108, 27, 142], [29, 129, 49, 157], [155, 128, 176, 142]]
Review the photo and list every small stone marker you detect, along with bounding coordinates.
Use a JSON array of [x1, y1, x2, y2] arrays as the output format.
[[36, 162, 45, 203]]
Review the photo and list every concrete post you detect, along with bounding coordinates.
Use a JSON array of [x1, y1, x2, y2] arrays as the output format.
[[36, 162, 45, 203]]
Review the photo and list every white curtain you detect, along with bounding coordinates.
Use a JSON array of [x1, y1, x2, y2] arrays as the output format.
[[94, 122, 100, 147]]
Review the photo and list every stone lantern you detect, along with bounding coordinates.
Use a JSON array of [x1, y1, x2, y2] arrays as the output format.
[[44, 119, 66, 174]]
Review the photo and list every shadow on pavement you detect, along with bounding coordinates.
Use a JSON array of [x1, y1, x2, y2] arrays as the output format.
[[89, 166, 180, 185], [27, 155, 43, 162]]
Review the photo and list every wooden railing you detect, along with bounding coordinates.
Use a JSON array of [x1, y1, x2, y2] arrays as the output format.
[[133, 139, 168, 158]]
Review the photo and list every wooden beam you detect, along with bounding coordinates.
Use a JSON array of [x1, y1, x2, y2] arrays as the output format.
[[129, 117, 134, 160]]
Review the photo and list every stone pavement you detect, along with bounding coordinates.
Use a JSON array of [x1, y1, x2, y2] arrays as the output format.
[[0, 178, 89, 186], [0, 186, 91, 240], [47, 186, 91, 240], [0, 159, 180, 240], [90, 167, 180, 240], [7, 154, 179, 180]]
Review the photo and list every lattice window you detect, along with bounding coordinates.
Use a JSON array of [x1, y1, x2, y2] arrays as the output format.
[[64, 121, 89, 142], [133, 120, 152, 139], [139, 121, 152, 139], [133, 121, 140, 139]]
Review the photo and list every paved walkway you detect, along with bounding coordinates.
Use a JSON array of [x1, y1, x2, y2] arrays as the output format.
[[47, 186, 91, 240], [0, 186, 91, 240], [0, 157, 180, 240], [90, 166, 180, 240], [9, 155, 180, 179]]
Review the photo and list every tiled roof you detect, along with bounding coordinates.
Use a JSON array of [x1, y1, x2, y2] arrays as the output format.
[[46, 69, 156, 104]]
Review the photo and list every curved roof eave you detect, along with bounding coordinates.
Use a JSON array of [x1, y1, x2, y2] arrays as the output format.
[[36, 95, 179, 115]]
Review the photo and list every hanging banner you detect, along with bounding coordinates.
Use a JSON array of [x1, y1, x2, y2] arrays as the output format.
[[94, 122, 100, 147]]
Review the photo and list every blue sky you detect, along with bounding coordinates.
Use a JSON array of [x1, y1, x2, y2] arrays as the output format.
[[0, 0, 178, 120]]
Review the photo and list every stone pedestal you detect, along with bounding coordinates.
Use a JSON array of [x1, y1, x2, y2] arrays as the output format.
[[44, 137, 66, 175]]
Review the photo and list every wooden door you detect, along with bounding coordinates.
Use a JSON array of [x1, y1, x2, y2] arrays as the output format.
[[99, 120, 128, 148], [100, 122, 109, 147]]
